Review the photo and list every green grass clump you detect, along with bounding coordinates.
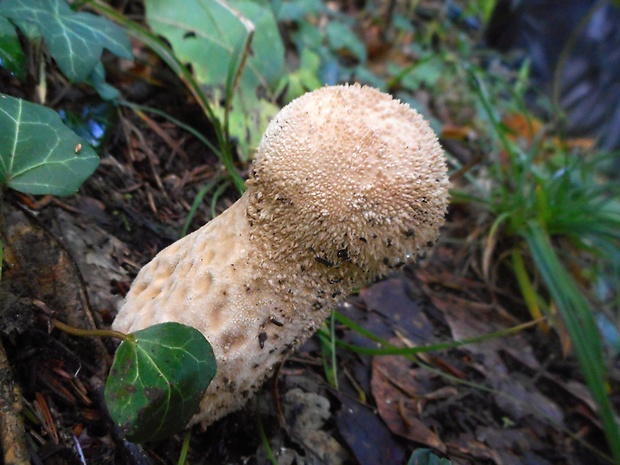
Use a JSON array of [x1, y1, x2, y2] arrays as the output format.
[[451, 69, 620, 463]]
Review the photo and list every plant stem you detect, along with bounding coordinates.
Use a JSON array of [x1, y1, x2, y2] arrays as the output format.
[[181, 178, 222, 238], [329, 312, 545, 356], [255, 397, 277, 465], [177, 430, 191, 465], [52, 319, 130, 342]]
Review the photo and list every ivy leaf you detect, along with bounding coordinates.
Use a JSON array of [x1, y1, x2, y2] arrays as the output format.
[[144, 0, 285, 160], [0, 0, 132, 82], [105, 323, 217, 443], [0, 15, 25, 78], [0, 93, 99, 196], [87, 62, 120, 101]]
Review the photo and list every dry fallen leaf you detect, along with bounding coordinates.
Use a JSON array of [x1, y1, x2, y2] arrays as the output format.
[[429, 293, 564, 426], [371, 354, 447, 453]]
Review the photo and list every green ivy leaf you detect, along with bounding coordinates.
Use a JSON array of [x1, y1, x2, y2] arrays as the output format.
[[87, 62, 120, 101], [0, 15, 25, 78], [0, 0, 132, 82], [144, 0, 285, 160], [0, 93, 99, 196], [105, 323, 217, 443]]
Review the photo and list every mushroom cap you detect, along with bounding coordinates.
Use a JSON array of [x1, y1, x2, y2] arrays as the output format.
[[246, 84, 449, 288]]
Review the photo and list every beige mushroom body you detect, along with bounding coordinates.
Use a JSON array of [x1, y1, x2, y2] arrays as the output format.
[[112, 84, 450, 426]]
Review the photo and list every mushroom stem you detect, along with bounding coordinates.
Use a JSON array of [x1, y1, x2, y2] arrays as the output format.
[[113, 84, 450, 426], [115, 194, 316, 424]]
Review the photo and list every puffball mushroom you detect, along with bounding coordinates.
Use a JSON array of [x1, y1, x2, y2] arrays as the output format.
[[112, 83, 450, 426]]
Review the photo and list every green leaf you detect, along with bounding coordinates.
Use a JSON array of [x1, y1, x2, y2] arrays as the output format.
[[277, 48, 322, 102], [387, 55, 445, 92], [408, 449, 452, 465], [0, 0, 132, 82], [87, 62, 120, 101], [0, 15, 25, 78], [325, 21, 366, 63], [144, 0, 285, 160], [105, 322, 216, 443], [221, 96, 280, 159], [276, 0, 324, 21], [291, 20, 323, 51], [0, 93, 99, 196]]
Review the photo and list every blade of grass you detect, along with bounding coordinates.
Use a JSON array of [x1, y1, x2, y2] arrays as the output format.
[[210, 181, 231, 220], [89, 1, 246, 194], [220, 2, 254, 137], [385, 54, 437, 91], [512, 249, 549, 331], [445, 190, 488, 205], [330, 310, 614, 462], [483, 211, 511, 281], [524, 220, 620, 463], [318, 313, 339, 388], [255, 396, 277, 465], [120, 102, 221, 158], [468, 68, 514, 160], [177, 430, 191, 465], [180, 178, 221, 238], [328, 311, 544, 356], [331, 310, 615, 463]]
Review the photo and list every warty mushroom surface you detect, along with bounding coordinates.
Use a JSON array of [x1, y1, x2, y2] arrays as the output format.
[[112, 83, 450, 426]]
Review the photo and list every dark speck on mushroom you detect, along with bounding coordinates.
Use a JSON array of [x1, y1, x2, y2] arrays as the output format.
[[258, 332, 268, 349], [269, 316, 284, 326], [315, 255, 334, 268]]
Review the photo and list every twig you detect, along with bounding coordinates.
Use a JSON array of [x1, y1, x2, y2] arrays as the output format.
[[0, 339, 30, 465]]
